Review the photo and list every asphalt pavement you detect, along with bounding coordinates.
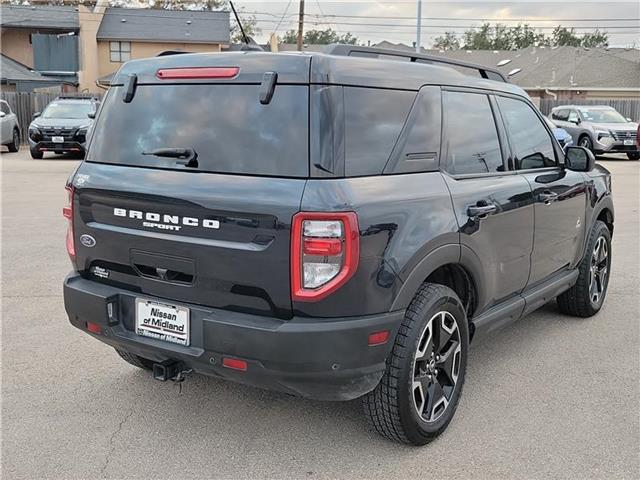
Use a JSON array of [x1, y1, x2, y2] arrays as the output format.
[[1, 149, 639, 479]]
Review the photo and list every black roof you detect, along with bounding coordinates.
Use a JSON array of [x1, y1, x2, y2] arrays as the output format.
[[0, 5, 79, 30], [96, 8, 229, 44], [110, 50, 526, 98]]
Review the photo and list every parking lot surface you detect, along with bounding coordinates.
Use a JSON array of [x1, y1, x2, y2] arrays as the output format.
[[2, 149, 639, 479]]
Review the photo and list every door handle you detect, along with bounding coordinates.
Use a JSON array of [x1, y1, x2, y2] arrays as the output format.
[[467, 203, 498, 218], [538, 191, 558, 204]]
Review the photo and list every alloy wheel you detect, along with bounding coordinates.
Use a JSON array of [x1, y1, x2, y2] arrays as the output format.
[[412, 311, 462, 423], [590, 236, 609, 305]]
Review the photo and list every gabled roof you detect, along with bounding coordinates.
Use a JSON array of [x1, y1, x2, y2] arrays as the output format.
[[374, 42, 640, 90], [0, 54, 73, 84], [96, 8, 230, 44], [0, 5, 79, 30]]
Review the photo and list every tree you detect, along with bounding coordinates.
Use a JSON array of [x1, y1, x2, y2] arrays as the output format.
[[581, 29, 609, 48], [280, 28, 358, 45], [433, 32, 460, 51], [551, 26, 582, 47], [457, 23, 609, 50]]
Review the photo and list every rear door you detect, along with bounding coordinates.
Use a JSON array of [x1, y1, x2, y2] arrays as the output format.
[[74, 55, 311, 319], [441, 89, 534, 312], [495, 95, 587, 286]]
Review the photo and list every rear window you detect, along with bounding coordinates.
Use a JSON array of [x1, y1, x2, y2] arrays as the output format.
[[87, 84, 309, 177]]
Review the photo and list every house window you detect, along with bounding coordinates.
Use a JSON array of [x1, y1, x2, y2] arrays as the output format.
[[109, 41, 131, 63]]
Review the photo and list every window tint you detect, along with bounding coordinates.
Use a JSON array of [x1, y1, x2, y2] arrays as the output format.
[[497, 96, 556, 170], [444, 91, 504, 175], [87, 84, 309, 177], [552, 109, 569, 121], [344, 87, 415, 176], [0, 102, 10, 114]]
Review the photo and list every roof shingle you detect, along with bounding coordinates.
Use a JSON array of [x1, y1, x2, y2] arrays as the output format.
[[96, 8, 230, 44]]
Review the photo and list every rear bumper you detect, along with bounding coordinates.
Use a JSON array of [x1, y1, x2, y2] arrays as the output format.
[[63, 274, 403, 401]]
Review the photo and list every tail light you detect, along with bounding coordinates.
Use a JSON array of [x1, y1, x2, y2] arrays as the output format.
[[291, 212, 359, 302], [63, 185, 75, 260]]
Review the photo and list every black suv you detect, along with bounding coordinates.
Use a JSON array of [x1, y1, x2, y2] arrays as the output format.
[[28, 95, 98, 159], [63, 46, 614, 445]]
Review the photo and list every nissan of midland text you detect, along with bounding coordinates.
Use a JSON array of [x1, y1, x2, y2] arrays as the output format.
[[63, 46, 614, 445]]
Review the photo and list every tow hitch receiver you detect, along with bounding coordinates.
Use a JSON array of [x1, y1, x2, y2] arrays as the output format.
[[153, 360, 183, 381]]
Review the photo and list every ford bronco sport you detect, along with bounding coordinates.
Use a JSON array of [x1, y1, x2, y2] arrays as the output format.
[[63, 45, 614, 445]]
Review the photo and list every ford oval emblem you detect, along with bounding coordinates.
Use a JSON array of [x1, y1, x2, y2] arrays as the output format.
[[80, 234, 96, 248]]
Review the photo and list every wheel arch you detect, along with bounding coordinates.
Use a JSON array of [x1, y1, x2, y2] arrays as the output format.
[[391, 244, 483, 323]]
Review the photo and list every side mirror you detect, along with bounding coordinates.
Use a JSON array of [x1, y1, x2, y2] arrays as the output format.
[[33, 112, 41, 119], [87, 112, 96, 119], [0, 111, 5, 118], [565, 146, 595, 172], [569, 118, 580, 125], [626, 117, 632, 122]]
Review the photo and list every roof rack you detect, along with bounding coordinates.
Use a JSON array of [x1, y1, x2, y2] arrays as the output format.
[[325, 44, 508, 83], [55, 94, 100, 101]]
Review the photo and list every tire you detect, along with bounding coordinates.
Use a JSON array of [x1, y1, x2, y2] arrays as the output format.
[[578, 135, 593, 152], [627, 152, 640, 161], [363, 283, 469, 445], [30, 148, 43, 159], [557, 220, 612, 317], [7, 129, 20, 152], [115, 349, 155, 371]]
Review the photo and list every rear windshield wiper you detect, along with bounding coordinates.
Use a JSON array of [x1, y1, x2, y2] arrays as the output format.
[[142, 148, 198, 168]]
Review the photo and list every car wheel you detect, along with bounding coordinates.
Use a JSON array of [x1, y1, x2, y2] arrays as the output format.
[[627, 152, 640, 161], [115, 349, 155, 370], [30, 148, 43, 159], [362, 283, 469, 445], [557, 220, 611, 317], [578, 135, 593, 152], [7, 129, 20, 152]]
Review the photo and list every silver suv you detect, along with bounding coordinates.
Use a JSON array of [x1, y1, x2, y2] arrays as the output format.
[[549, 105, 639, 160], [0, 99, 20, 152]]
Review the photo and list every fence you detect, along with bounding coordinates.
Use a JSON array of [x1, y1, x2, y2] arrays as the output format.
[[1, 92, 102, 144], [539, 99, 640, 122]]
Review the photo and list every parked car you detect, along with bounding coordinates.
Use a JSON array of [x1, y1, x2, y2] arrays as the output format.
[[549, 105, 639, 160], [63, 46, 614, 446], [27, 95, 98, 159], [544, 117, 573, 150], [0, 99, 20, 152]]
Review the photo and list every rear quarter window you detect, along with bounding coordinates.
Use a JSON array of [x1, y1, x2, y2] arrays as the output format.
[[87, 84, 309, 177], [343, 87, 416, 176]]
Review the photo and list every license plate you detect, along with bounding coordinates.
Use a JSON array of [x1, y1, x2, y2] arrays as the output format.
[[52, 136, 64, 143], [624, 139, 634, 146], [135, 299, 190, 346]]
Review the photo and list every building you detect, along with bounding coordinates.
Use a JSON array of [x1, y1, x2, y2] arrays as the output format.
[[0, 3, 230, 93], [1, 53, 77, 92], [374, 42, 640, 103], [1, 5, 80, 91]]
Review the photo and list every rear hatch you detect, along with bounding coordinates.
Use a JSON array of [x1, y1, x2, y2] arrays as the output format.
[[73, 53, 311, 318]]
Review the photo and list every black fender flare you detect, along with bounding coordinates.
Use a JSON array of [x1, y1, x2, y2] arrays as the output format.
[[390, 244, 460, 311]]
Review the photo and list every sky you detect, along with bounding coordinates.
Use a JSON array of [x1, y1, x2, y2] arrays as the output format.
[[231, 0, 640, 47]]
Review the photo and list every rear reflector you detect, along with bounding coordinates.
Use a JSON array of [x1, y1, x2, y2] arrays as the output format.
[[63, 185, 75, 259], [86, 322, 102, 334], [222, 358, 247, 371], [156, 67, 240, 80], [368, 330, 390, 346]]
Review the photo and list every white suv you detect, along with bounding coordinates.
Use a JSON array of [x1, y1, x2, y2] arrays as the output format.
[[0, 100, 20, 152]]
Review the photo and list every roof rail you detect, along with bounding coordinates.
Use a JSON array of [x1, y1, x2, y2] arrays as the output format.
[[55, 94, 100, 100], [325, 44, 508, 83]]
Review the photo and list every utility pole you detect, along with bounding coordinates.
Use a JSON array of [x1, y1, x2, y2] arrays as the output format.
[[297, 0, 305, 51], [416, 0, 422, 53]]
